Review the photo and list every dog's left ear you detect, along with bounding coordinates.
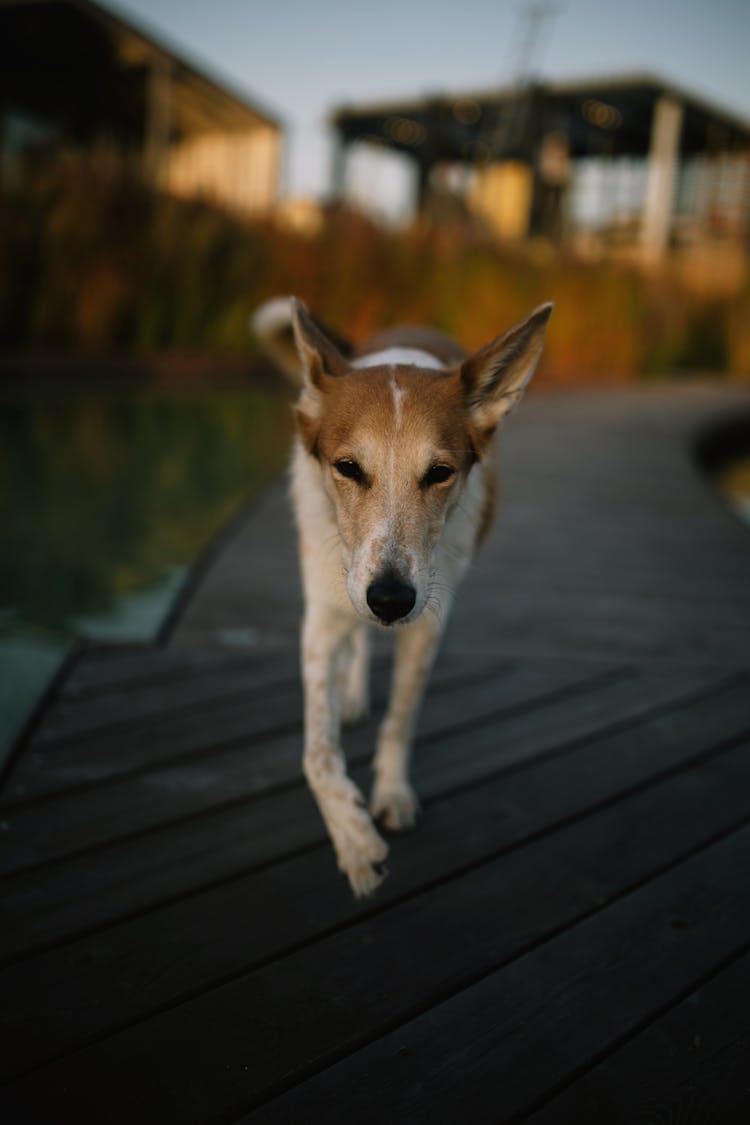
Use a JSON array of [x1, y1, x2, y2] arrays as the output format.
[[461, 302, 553, 442], [291, 299, 349, 390], [291, 299, 351, 455]]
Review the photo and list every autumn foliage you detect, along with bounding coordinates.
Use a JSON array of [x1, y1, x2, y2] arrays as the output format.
[[1, 167, 748, 383]]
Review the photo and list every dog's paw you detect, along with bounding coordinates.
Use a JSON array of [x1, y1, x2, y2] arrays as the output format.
[[336, 820, 389, 898], [328, 795, 389, 898], [342, 842, 389, 898], [370, 780, 420, 832]]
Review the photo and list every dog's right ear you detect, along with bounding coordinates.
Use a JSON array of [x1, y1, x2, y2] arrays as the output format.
[[460, 302, 553, 451], [291, 299, 349, 455]]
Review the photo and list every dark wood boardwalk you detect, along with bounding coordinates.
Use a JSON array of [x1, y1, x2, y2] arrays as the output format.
[[2, 385, 750, 1124]]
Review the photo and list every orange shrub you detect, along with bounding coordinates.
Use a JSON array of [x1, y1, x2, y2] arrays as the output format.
[[0, 169, 746, 382]]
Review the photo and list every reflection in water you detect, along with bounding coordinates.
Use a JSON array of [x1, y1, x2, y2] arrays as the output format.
[[714, 455, 750, 525], [0, 386, 292, 758]]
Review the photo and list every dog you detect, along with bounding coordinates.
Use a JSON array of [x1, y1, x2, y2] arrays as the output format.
[[253, 297, 552, 897]]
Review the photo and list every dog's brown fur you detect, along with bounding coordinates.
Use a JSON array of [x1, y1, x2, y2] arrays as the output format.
[[253, 297, 553, 896]]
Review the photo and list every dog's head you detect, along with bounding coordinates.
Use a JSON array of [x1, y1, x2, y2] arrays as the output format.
[[292, 300, 552, 627]]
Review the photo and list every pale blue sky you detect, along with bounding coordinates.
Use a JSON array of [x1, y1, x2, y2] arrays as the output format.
[[113, 0, 750, 202]]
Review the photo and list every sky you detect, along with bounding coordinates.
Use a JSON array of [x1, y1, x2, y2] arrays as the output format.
[[113, 0, 750, 211]]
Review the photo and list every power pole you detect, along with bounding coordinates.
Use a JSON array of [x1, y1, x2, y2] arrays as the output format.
[[511, 0, 559, 87]]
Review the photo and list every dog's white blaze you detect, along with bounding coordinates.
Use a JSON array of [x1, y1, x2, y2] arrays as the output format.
[[388, 371, 407, 531], [390, 371, 407, 426], [353, 348, 444, 371], [352, 371, 413, 605]]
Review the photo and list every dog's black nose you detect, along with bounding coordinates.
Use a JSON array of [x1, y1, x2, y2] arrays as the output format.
[[367, 574, 416, 624]]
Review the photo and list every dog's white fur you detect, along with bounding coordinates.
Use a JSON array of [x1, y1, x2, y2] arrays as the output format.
[[253, 297, 552, 896], [353, 347, 445, 370]]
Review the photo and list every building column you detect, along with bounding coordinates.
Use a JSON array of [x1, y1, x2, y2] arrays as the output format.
[[641, 95, 683, 262], [143, 54, 172, 188], [416, 159, 432, 213], [330, 130, 348, 202]]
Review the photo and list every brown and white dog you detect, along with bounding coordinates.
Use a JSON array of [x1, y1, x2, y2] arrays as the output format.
[[253, 297, 552, 897]]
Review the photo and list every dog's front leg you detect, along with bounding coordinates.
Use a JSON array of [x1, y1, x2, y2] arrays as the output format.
[[338, 623, 370, 725], [302, 606, 388, 897], [371, 613, 443, 830]]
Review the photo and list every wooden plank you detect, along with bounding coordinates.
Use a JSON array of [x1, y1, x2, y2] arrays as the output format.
[[59, 644, 268, 699], [447, 599, 750, 667], [437, 390, 750, 669], [1, 651, 518, 806], [238, 827, 750, 1125], [1, 673, 304, 806], [409, 670, 727, 797], [0, 670, 746, 963], [1, 703, 749, 1082], [523, 951, 750, 1123], [0, 664, 614, 955], [2, 385, 749, 1122], [3, 763, 750, 1120], [34, 651, 294, 745], [0, 661, 612, 874], [461, 586, 750, 631]]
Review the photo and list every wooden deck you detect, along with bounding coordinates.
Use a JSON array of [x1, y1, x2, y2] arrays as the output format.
[[2, 384, 750, 1124]]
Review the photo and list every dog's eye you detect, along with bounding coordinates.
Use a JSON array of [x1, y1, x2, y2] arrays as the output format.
[[333, 458, 365, 484], [421, 463, 456, 488]]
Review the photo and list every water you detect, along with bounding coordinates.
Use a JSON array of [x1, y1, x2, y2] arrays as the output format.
[[0, 384, 292, 764], [714, 455, 750, 526]]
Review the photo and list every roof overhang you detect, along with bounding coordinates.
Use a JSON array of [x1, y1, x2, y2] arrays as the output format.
[[0, 0, 283, 137], [331, 73, 750, 163]]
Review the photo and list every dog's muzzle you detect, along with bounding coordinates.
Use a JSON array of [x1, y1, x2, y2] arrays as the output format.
[[366, 571, 416, 625]]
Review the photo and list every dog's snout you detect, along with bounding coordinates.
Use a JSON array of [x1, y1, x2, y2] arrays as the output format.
[[366, 573, 416, 624]]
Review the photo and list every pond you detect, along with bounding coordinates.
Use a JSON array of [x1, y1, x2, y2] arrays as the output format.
[[714, 455, 750, 525], [0, 384, 292, 766]]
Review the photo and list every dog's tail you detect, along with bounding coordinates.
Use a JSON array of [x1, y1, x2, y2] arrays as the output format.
[[251, 297, 354, 385]]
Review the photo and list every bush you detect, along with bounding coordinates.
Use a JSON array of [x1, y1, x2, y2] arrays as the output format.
[[1, 167, 747, 382]]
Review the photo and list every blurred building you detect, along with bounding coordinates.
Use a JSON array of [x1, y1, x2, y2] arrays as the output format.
[[331, 74, 750, 261], [0, 0, 282, 216], [274, 196, 325, 238]]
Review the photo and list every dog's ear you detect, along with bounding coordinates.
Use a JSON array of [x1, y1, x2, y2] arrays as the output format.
[[291, 299, 350, 455], [460, 302, 553, 445], [291, 299, 349, 389]]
